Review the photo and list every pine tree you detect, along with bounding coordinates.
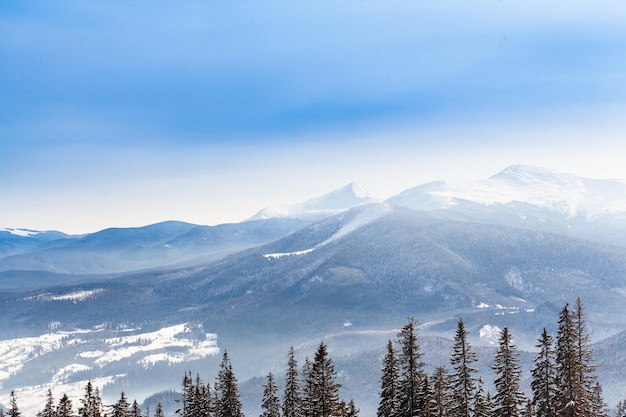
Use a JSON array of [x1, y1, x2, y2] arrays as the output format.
[[418, 375, 439, 417], [261, 373, 281, 417], [572, 298, 603, 417], [215, 351, 244, 417], [131, 401, 142, 417], [154, 404, 165, 417], [180, 371, 194, 417], [431, 367, 451, 417], [396, 317, 425, 417], [305, 342, 342, 417], [79, 382, 102, 417], [531, 328, 556, 417], [301, 358, 314, 417], [449, 319, 478, 417], [521, 400, 534, 417], [283, 347, 301, 417], [492, 327, 525, 417], [39, 389, 56, 417], [111, 392, 131, 417], [590, 382, 608, 417], [345, 400, 359, 417], [378, 340, 399, 417], [474, 379, 492, 417], [57, 394, 74, 417], [555, 303, 585, 417], [8, 391, 20, 417]]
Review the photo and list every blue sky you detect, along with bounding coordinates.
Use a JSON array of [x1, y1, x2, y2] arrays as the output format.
[[2, 0, 626, 233]]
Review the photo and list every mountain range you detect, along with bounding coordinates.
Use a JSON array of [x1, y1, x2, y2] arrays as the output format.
[[1, 165, 626, 416]]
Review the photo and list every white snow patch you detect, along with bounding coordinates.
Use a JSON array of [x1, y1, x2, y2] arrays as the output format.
[[479, 325, 502, 345], [477, 302, 490, 309], [95, 323, 219, 367], [1, 228, 42, 237], [50, 289, 104, 301], [263, 248, 315, 260], [52, 364, 92, 383], [78, 350, 105, 358], [0, 330, 91, 382]]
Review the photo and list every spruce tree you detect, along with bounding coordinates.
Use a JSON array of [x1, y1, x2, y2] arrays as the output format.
[[261, 373, 281, 417], [131, 401, 142, 417], [474, 378, 493, 417], [555, 303, 583, 417], [531, 328, 556, 417], [215, 351, 244, 417], [378, 340, 399, 417], [301, 358, 314, 417], [396, 317, 425, 417], [57, 394, 74, 417], [111, 392, 131, 417], [283, 347, 301, 417], [345, 400, 359, 417], [418, 375, 439, 417], [573, 298, 603, 417], [431, 367, 451, 417], [305, 342, 342, 417], [8, 391, 20, 417], [492, 327, 525, 417], [79, 382, 102, 417], [39, 389, 56, 417], [449, 319, 477, 417], [154, 404, 165, 417]]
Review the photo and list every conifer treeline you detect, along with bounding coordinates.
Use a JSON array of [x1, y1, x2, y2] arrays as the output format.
[[6, 298, 624, 417], [377, 298, 608, 417]]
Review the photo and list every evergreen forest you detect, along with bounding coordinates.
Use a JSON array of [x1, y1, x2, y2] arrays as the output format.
[[3, 299, 626, 417]]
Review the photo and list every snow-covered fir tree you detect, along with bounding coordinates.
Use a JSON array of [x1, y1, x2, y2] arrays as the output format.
[[8, 391, 20, 417], [131, 400, 142, 417], [531, 328, 556, 417], [474, 378, 493, 417], [79, 382, 103, 417], [449, 319, 478, 417], [261, 373, 281, 417], [304, 342, 342, 417], [396, 317, 425, 417], [215, 351, 244, 417], [56, 394, 74, 417], [154, 403, 165, 417], [431, 367, 452, 417], [492, 327, 525, 417], [378, 340, 399, 417], [38, 389, 55, 417], [283, 346, 302, 417], [111, 392, 131, 417]]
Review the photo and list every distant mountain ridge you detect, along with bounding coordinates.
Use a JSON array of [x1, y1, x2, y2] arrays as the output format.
[[2, 165, 626, 416]]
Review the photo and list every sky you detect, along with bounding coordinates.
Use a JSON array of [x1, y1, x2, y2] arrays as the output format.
[[2, 0, 626, 234]]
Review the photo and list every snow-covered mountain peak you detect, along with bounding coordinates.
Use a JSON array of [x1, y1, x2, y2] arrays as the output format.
[[249, 182, 380, 221], [388, 165, 626, 219], [489, 164, 582, 188]]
